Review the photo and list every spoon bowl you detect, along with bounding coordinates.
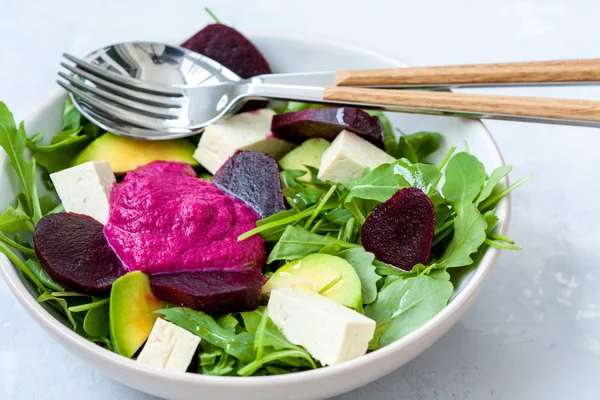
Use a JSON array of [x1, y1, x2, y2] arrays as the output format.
[[70, 42, 245, 139]]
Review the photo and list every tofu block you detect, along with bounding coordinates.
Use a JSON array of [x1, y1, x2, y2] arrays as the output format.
[[193, 109, 294, 174], [50, 161, 116, 224], [317, 130, 395, 183], [268, 288, 376, 366], [137, 318, 201, 372]]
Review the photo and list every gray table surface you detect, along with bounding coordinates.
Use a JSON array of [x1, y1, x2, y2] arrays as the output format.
[[2, 0, 600, 398]]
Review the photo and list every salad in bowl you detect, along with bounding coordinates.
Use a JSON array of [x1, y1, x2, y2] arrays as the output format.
[[0, 18, 529, 381]]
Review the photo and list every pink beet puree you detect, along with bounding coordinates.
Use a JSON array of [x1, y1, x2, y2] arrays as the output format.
[[104, 161, 266, 274]]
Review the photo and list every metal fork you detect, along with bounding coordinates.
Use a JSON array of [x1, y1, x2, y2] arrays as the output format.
[[58, 42, 600, 140]]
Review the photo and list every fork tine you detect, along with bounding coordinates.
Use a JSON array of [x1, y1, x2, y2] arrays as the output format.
[[62, 53, 184, 97], [60, 62, 184, 109], [56, 80, 187, 130], [57, 79, 187, 131], [58, 72, 180, 119]]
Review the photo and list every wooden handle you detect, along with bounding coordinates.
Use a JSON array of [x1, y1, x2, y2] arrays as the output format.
[[323, 87, 600, 123], [335, 59, 600, 86]]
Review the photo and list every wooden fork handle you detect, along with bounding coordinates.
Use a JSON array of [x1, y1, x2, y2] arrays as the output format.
[[323, 87, 600, 124], [335, 59, 600, 87]]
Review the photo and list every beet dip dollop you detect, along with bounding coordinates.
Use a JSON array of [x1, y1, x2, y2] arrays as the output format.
[[104, 161, 266, 275]]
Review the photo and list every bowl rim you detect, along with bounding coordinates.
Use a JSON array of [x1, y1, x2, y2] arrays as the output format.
[[0, 30, 510, 387]]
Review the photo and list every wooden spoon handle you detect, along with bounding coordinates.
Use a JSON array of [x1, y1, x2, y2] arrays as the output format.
[[335, 59, 600, 87], [323, 87, 600, 124]]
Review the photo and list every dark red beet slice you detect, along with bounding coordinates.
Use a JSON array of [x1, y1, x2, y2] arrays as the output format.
[[271, 107, 386, 149], [361, 188, 435, 271], [212, 151, 285, 219], [33, 213, 126, 295], [149, 268, 264, 315], [181, 24, 270, 112], [182, 24, 271, 78]]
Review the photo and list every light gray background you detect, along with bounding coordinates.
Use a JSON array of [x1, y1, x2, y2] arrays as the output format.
[[2, 0, 600, 398]]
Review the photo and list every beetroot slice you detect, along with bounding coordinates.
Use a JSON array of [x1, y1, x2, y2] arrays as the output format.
[[212, 151, 286, 219], [33, 213, 126, 295], [271, 107, 386, 149], [361, 188, 435, 271], [182, 24, 271, 79], [149, 268, 264, 315]]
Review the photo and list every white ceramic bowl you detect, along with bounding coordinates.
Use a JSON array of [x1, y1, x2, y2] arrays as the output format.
[[0, 32, 509, 400]]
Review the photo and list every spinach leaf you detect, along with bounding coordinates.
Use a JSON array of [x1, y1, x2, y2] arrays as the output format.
[[437, 203, 487, 268], [157, 307, 256, 363], [267, 225, 359, 263], [0, 102, 42, 223], [476, 165, 511, 206], [336, 248, 380, 304], [441, 152, 486, 207], [365, 274, 453, 349]]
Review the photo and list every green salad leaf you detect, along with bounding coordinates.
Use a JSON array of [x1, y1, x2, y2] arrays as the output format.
[[0, 197, 34, 233], [158, 307, 256, 363], [159, 306, 316, 376], [0, 102, 42, 224], [26, 98, 104, 173], [267, 225, 359, 263], [442, 152, 487, 208], [336, 248, 381, 304], [365, 273, 453, 349]]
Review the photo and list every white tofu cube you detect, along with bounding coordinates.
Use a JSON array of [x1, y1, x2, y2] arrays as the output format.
[[137, 318, 201, 372], [193, 109, 294, 174], [50, 161, 116, 224], [317, 130, 395, 183], [268, 288, 376, 366]]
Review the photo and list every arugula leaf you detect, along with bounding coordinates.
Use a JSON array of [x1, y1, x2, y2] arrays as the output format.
[[0, 103, 42, 224], [267, 225, 359, 263], [61, 98, 82, 131], [401, 131, 442, 161], [344, 163, 400, 204], [273, 101, 324, 114], [393, 159, 442, 196], [335, 248, 380, 304], [280, 169, 324, 210], [157, 307, 256, 363], [324, 208, 353, 226], [83, 300, 110, 337], [242, 307, 305, 355], [365, 110, 395, 156], [437, 203, 487, 268], [26, 99, 103, 174], [199, 344, 236, 376], [24, 259, 63, 292], [483, 209, 500, 234], [0, 196, 33, 233], [476, 165, 512, 206], [442, 152, 486, 207], [38, 291, 78, 329], [365, 274, 453, 349]]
